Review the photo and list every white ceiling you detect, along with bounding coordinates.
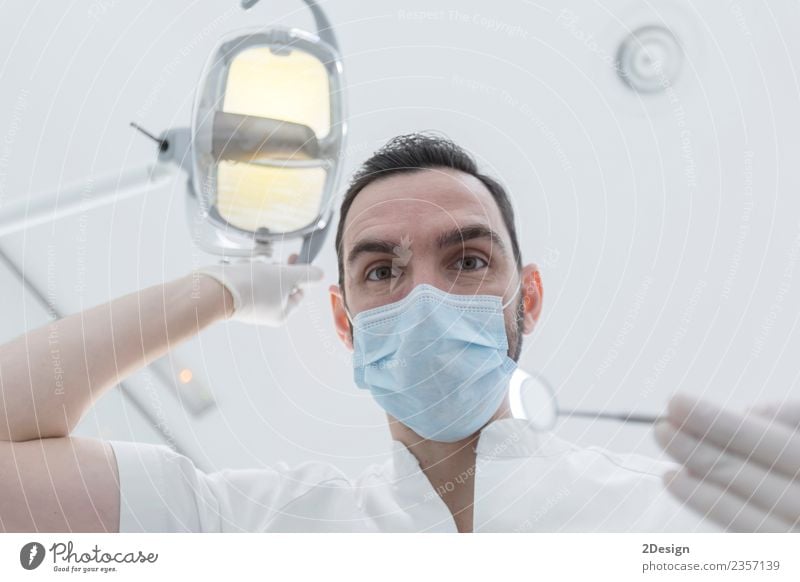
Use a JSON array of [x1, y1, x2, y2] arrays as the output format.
[[1, 0, 799, 476]]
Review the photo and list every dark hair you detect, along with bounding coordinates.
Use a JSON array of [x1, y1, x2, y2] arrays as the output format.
[[334, 132, 523, 293]]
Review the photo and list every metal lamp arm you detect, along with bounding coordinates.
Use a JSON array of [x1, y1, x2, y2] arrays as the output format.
[[241, 0, 339, 50]]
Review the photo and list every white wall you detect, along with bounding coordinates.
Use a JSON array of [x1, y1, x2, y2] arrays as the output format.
[[0, 0, 798, 476]]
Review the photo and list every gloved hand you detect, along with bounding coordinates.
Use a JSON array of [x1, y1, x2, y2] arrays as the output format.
[[654, 394, 800, 532], [198, 255, 324, 326]]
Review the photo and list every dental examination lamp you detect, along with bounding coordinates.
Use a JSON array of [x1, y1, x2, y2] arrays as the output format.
[[0, 0, 347, 264], [0, 0, 345, 446]]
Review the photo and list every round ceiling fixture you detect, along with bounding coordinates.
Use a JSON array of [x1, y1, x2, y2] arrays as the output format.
[[616, 25, 683, 94]]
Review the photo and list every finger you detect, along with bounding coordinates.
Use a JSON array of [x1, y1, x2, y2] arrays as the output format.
[[283, 264, 324, 287], [663, 469, 797, 532], [751, 400, 800, 430], [655, 421, 800, 522], [288, 253, 299, 265], [666, 394, 800, 477], [283, 288, 305, 318]]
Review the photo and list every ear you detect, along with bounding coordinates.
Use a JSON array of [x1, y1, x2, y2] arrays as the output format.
[[520, 264, 543, 334], [329, 284, 353, 351]]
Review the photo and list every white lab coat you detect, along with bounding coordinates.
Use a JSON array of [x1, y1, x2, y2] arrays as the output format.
[[110, 418, 718, 532]]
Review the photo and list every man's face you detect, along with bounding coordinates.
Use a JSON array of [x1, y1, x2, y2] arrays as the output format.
[[330, 167, 542, 359]]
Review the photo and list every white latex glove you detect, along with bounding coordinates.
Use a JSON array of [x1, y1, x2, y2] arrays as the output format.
[[198, 255, 324, 326], [654, 394, 800, 532]]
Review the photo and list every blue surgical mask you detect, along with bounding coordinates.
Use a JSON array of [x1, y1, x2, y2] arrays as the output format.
[[347, 284, 519, 442]]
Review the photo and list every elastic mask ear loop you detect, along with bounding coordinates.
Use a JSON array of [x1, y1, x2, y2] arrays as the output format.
[[500, 281, 524, 310], [500, 290, 519, 310], [342, 296, 357, 328], [344, 305, 355, 327]]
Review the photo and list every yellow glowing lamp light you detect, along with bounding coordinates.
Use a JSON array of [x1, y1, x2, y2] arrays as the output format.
[[183, 1, 346, 261], [216, 46, 330, 234]]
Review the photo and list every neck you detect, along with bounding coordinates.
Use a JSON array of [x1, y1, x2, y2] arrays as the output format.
[[389, 395, 513, 533]]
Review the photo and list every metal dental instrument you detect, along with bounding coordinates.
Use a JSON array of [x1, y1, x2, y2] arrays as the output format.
[[556, 409, 664, 424], [510, 369, 666, 430]]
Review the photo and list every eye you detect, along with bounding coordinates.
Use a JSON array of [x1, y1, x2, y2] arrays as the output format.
[[366, 264, 400, 282], [453, 255, 488, 271]]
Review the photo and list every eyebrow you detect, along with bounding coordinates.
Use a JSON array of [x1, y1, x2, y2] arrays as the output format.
[[347, 223, 507, 267], [347, 239, 399, 267], [436, 224, 507, 256]]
